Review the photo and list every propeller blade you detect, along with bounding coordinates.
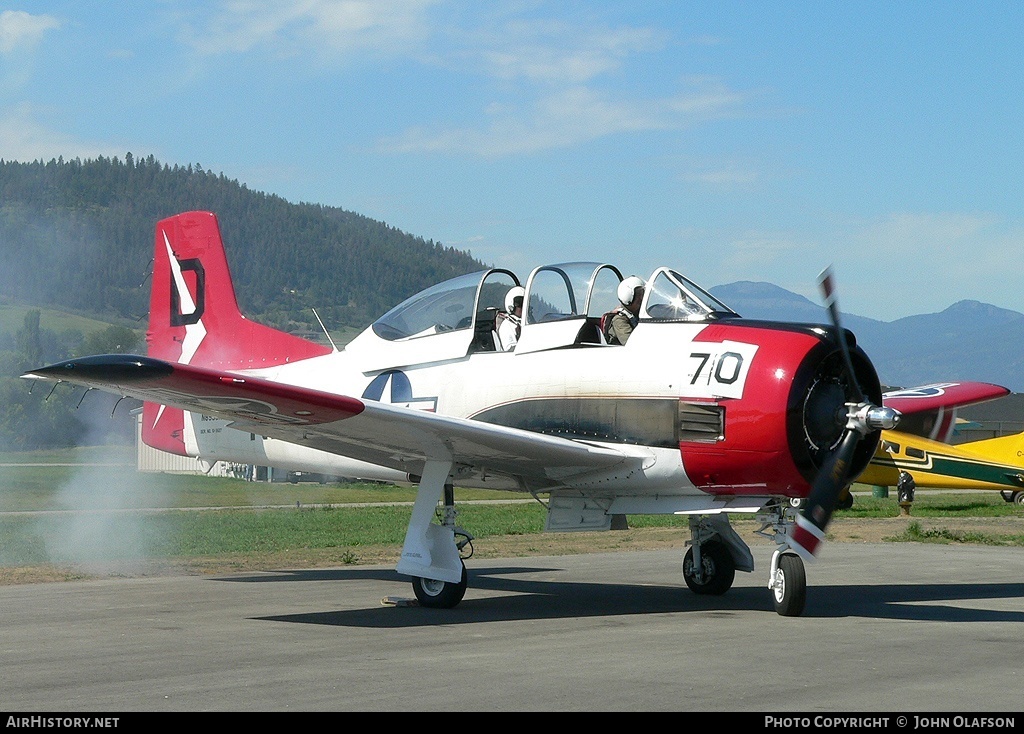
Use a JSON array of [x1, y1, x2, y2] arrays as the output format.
[[790, 427, 860, 560], [817, 266, 864, 404], [790, 267, 888, 561]]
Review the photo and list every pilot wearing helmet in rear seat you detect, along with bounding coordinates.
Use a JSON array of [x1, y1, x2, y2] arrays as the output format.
[[606, 276, 645, 346], [498, 286, 524, 350]]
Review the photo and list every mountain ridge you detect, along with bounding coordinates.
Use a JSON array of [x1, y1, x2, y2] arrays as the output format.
[[710, 282, 1024, 392]]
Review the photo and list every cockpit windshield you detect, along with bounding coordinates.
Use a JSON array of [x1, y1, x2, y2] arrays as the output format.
[[370, 269, 519, 342], [644, 268, 738, 322], [371, 271, 484, 341]]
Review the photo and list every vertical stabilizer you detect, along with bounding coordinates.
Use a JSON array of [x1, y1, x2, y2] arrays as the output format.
[[142, 211, 331, 455], [146, 211, 330, 368]]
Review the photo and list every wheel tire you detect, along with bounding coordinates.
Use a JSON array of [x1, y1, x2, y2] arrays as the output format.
[[682, 541, 736, 596], [772, 554, 807, 617], [411, 563, 468, 609], [1015, 492, 1024, 506]]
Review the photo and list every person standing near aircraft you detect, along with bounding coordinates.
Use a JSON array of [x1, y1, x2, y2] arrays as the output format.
[[606, 276, 645, 345], [498, 286, 524, 350]]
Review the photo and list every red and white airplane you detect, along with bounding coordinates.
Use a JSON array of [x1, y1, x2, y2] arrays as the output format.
[[23, 211, 1005, 616]]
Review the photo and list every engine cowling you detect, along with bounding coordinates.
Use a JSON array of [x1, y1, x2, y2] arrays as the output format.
[[679, 321, 882, 498]]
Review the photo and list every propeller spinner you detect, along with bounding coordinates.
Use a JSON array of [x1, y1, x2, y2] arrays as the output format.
[[788, 267, 900, 560]]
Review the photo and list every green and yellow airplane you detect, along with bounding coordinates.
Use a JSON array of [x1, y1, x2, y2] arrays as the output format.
[[859, 429, 1024, 504], [845, 381, 1022, 504]]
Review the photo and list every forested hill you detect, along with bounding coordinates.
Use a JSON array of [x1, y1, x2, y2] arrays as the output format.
[[0, 155, 485, 333]]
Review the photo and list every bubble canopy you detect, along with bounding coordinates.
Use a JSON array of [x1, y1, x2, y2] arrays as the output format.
[[368, 263, 738, 343], [372, 269, 519, 341]]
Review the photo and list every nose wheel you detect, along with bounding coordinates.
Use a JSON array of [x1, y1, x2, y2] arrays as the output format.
[[770, 552, 807, 617]]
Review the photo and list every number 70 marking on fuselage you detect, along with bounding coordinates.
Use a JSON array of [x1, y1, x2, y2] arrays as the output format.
[[686, 341, 759, 399]]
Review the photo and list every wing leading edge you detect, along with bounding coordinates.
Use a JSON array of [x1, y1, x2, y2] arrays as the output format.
[[882, 382, 1010, 415], [882, 382, 1011, 443], [24, 354, 635, 487]]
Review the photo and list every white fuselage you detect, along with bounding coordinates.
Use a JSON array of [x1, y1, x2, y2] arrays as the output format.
[[181, 319, 761, 503]]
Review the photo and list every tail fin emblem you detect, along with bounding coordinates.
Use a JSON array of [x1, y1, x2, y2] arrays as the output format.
[[166, 235, 205, 325], [163, 232, 207, 365]]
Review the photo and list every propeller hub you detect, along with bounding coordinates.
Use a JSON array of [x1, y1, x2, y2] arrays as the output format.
[[844, 403, 900, 434]]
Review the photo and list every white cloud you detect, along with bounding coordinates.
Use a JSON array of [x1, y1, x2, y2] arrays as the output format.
[[0, 10, 60, 54], [375, 7, 748, 158], [382, 83, 746, 156], [0, 103, 125, 163], [184, 0, 438, 57], [466, 21, 665, 84], [172, 4, 751, 158], [684, 167, 760, 186]]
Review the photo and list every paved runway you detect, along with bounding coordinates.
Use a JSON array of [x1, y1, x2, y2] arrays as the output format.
[[1, 543, 1022, 712]]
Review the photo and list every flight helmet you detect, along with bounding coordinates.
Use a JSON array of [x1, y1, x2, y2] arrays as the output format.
[[617, 276, 646, 306], [504, 286, 525, 313]]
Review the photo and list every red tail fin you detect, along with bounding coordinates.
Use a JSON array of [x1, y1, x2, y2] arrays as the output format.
[[146, 210, 330, 368], [142, 211, 331, 455]]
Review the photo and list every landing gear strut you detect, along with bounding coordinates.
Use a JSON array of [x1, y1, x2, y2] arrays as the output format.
[[757, 501, 809, 617], [411, 482, 474, 608], [397, 460, 474, 608]]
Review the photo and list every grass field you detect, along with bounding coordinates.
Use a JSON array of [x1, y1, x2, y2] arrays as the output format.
[[1, 445, 1022, 583], [0, 304, 135, 338]]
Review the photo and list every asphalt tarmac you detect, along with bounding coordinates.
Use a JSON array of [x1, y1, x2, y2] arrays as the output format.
[[1, 543, 1022, 713]]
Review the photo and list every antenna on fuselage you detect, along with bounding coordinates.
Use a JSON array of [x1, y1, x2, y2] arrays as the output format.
[[311, 307, 339, 352]]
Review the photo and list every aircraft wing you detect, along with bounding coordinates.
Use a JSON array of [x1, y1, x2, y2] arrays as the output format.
[[882, 382, 1010, 415], [24, 355, 635, 486], [881, 381, 1010, 443]]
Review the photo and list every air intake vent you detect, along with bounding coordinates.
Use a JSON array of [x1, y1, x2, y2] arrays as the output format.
[[679, 402, 724, 442]]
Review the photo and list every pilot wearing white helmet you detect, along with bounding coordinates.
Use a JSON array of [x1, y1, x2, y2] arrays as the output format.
[[498, 285, 525, 350], [606, 276, 645, 346]]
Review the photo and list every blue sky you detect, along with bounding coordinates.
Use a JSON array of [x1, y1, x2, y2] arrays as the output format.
[[2, 1, 1022, 321]]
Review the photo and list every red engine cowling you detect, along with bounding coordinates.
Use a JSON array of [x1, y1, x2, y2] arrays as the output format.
[[679, 322, 882, 498]]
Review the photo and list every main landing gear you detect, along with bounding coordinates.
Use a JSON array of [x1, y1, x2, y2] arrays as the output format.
[[411, 561, 469, 608], [682, 540, 735, 595], [397, 459, 474, 608], [683, 514, 754, 597], [410, 483, 474, 608], [684, 506, 808, 616]]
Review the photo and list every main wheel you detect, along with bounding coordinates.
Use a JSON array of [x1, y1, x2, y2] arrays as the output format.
[[411, 563, 468, 608], [1015, 492, 1024, 507], [772, 553, 807, 617], [682, 541, 736, 595]]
